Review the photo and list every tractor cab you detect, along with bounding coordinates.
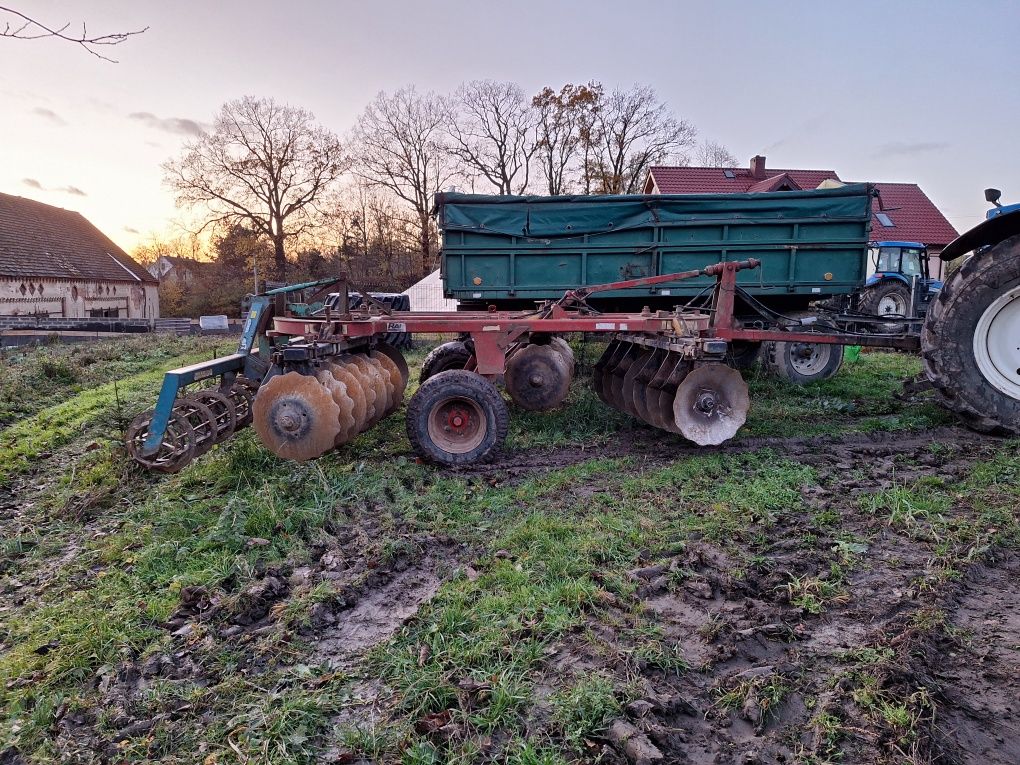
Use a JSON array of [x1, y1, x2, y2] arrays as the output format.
[[861, 241, 943, 320]]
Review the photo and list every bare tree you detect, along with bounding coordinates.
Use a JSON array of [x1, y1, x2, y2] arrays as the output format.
[[532, 82, 601, 195], [163, 96, 346, 280], [350, 86, 455, 273], [586, 85, 697, 194], [445, 80, 537, 195], [694, 140, 738, 168], [0, 5, 146, 62]]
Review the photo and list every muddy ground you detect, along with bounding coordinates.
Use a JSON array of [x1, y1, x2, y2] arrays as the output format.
[[1, 342, 1017, 764]]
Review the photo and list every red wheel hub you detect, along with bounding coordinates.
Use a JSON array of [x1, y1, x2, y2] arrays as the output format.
[[446, 405, 471, 432]]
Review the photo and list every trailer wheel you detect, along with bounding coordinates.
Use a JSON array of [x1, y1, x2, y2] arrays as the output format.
[[922, 237, 1020, 433], [764, 314, 843, 384], [420, 341, 472, 383], [725, 341, 763, 370], [407, 370, 509, 465], [859, 280, 911, 333]]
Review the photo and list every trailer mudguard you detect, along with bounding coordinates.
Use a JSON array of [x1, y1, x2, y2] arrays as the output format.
[[940, 207, 1020, 261]]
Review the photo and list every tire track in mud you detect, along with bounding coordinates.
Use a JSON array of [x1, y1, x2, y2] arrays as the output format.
[[455, 424, 1001, 482], [518, 427, 1015, 764]]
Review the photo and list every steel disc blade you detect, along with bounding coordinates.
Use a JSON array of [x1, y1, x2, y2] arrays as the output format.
[[505, 344, 571, 411], [174, 397, 218, 457], [328, 362, 368, 433], [672, 364, 750, 446], [608, 344, 641, 413], [370, 350, 405, 416], [315, 369, 357, 445], [190, 389, 237, 444], [374, 342, 410, 388], [622, 349, 653, 418], [549, 337, 575, 376], [347, 355, 387, 427], [341, 357, 378, 429], [252, 372, 342, 461], [593, 340, 620, 405], [630, 350, 662, 426], [648, 356, 691, 434]]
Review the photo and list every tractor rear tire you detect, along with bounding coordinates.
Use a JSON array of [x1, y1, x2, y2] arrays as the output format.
[[407, 369, 509, 465], [859, 280, 911, 333], [420, 341, 472, 383], [921, 236, 1020, 434]]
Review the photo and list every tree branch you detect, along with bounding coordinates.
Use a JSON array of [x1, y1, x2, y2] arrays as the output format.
[[0, 6, 147, 62]]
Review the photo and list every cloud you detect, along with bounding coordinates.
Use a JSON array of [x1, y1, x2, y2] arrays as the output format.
[[129, 111, 206, 137], [32, 107, 66, 126], [21, 178, 87, 196], [123, 226, 140, 234], [873, 141, 950, 159]]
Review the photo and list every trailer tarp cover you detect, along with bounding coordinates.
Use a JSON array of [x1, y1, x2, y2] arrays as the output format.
[[435, 183, 874, 240]]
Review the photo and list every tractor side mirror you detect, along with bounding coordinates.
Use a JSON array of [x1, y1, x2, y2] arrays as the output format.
[[985, 188, 1002, 206]]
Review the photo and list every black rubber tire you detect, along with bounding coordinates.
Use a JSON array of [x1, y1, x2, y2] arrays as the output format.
[[921, 237, 1020, 434], [420, 341, 472, 383], [764, 313, 843, 384], [858, 280, 911, 333], [406, 370, 509, 466], [725, 341, 763, 370]]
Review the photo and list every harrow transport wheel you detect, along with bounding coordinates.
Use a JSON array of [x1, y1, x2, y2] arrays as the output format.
[[725, 341, 763, 370], [252, 372, 342, 461], [922, 237, 1020, 433], [673, 364, 750, 446], [190, 389, 237, 443], [125, 409, 196, 473], [764, 315, 843, 385], [407, 370, 509, 466], [505, 343, 572, 411], [173, 397, 217, 457], [420, 341, 472, 383]]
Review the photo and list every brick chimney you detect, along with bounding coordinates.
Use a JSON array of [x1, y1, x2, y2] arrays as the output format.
[[750, 155, 767, 180]]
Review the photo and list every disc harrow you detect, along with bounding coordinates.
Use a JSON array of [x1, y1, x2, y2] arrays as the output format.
[[131, 257, 963, 470]]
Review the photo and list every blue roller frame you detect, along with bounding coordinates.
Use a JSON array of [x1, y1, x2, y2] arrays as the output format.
[[140, 296, 273, 457]]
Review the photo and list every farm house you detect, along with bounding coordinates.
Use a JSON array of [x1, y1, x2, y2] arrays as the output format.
[[0, 192, 159, 319]]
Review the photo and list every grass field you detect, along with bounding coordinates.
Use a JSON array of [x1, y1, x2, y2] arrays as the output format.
[[0, 336, 1016, 764]]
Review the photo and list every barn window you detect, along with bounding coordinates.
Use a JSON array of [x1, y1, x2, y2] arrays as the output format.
[[29, 283, 36, 295], [71, 285, 79, 301], [19, 283, 26, 295], [38, 284, 44, 294]]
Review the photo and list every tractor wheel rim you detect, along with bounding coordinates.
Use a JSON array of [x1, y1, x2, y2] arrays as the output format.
[[790, 343, 831, 375], [973, 285, 1020, 399], [428, 397, 486, 454], [878, 292, 907, 316]]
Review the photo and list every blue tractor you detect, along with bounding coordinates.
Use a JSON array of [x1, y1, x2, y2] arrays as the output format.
[[858, 240, 942, 321]]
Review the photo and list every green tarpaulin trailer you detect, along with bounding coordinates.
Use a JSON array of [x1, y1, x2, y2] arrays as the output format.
[[436, 183, 875, 312]]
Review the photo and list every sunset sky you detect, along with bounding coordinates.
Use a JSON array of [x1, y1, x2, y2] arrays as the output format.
[[2, 0, 1018, 253]]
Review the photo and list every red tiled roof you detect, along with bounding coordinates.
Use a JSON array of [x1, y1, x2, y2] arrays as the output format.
[[868, 182, 959, 249], [645, 165, 959, 249], [0, 192, 156, 283], [646, 165, 840, 194]]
